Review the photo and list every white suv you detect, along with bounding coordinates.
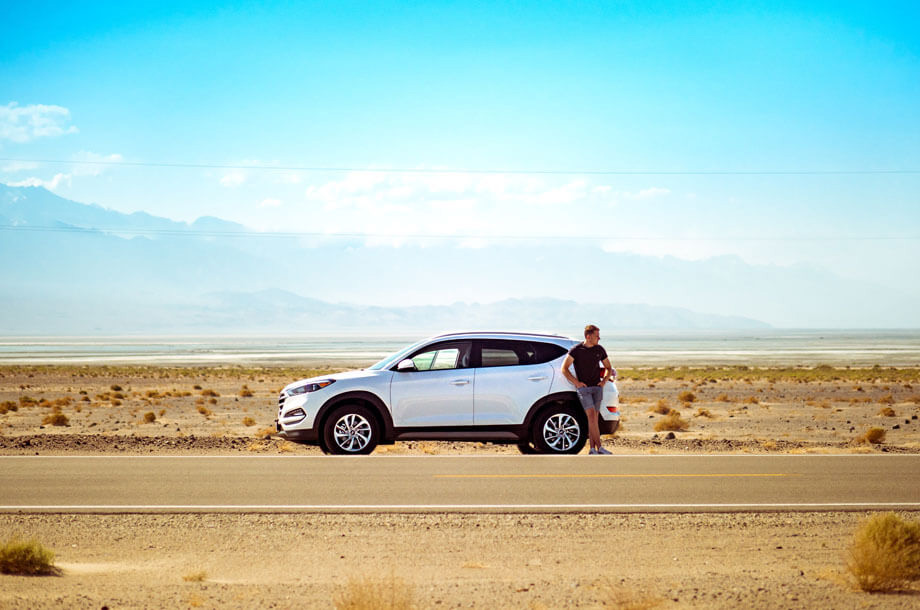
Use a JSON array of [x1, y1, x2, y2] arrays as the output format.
[[276, 332, 619, 454]]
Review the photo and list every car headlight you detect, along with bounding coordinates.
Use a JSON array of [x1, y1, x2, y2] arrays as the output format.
[[287, 380, 335, 396]]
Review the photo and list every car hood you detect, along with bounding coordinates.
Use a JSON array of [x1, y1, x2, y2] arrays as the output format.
[[282, 368, 385, 393]]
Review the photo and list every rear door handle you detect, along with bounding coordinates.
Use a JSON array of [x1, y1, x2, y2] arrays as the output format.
[[450, 379, 470, 386], [527, 375, 548, 381]]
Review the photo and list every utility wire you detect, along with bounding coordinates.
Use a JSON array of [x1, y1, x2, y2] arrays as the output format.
[[2, 157, 918, 176], [1, 224, 918, 242]]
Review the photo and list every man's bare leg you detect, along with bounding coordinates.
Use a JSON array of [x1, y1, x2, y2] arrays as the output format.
[[587, 408, 601, 450]]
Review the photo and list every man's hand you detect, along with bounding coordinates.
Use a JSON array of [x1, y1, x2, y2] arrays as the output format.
[[574, 380, 586, 389]]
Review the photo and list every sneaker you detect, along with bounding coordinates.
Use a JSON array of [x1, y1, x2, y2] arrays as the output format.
[[597, 447, 612, 455], [588, 448, 598, 455]]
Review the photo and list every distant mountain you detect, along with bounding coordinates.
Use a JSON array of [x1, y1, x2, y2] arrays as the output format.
[[1, 183, 916, 331]]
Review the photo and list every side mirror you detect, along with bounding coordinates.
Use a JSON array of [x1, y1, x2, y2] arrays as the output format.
[[396, 359, 417, 372]]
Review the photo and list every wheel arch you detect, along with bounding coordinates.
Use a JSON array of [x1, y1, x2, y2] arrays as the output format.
[[316, 391, 395, 443], [523, 391, 585, 430]]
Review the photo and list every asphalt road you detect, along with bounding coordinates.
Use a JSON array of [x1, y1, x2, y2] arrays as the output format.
[[2, 455, 919, 513]]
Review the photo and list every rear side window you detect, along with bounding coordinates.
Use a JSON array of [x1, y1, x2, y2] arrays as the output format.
[[477, 340, 567, 367]]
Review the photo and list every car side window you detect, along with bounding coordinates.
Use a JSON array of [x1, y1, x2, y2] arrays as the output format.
[[477, 339, 567, 368], [405, 341, 471, 371]]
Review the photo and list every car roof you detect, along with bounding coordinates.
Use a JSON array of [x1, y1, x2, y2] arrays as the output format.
[[428, 331, 577, 346]]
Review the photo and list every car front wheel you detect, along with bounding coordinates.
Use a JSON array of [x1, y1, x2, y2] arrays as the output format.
[[532, 405, 586, 454], [322, 405, 379, 455]]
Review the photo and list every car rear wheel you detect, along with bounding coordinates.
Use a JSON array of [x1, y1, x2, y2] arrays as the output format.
[[533, 405, 586, 454], [322, 405, 379, 455]]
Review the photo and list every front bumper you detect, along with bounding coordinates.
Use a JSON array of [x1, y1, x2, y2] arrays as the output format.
[[275, 420, 319, 443]]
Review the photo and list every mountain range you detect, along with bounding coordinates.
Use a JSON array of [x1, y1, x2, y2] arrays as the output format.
[[1, 183, 916, 333]]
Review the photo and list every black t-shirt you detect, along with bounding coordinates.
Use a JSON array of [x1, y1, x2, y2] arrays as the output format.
[[567, 343, 608, 386]]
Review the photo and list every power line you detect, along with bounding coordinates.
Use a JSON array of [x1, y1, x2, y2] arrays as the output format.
[[1, 157, 918, 176], [1, 224, 918, 242]]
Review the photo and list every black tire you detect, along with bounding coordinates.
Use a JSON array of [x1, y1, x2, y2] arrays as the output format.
[[516, 440, 539, 454], [532, 404, 587, 455], [322, 405, 380, 455]]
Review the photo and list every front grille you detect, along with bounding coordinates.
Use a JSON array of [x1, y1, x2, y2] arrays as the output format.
[[278, 392, 286, 414]]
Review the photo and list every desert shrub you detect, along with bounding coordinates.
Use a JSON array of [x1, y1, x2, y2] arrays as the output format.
[[19, 396, 37, 407], [111, 392, 125, 400], [200, 389, 219, 397], [158, 409, 166, 416], [0, 401, 18, 414], [143, 412, 156, 423], [743, 396, 759, 404], [242, 417, 256, 426], [0, 537, 57, 575], [208, 397, 217, 405], [694, 408, 714, 418], [858, 427, 886, 444], [41, 409, 69, 426], [197, 406, 212, 417], [333, 575, 414, 610], [239, 385, 254, 398], [112, 399, 122, 406], [847, 513, 920, 592], [649, 400, 671, 415], [110, 384, 123, 391], [255, 426, 275, 438], [677, 391, 696, 403], [51, 397, 72, 407], [145, 390, 160, 398], [878, 394, 895, 405], [877, 407, 896, 417], [193, 384, 202, 390], [653, 412, 689, 432], [715, 393, 731, 402], [183, 570, 207, 582], [910, 395, 920, 405]]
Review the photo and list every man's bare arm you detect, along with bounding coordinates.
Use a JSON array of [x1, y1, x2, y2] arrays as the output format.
[[599, 357, 615, 385], [560, 355, 585, 388]]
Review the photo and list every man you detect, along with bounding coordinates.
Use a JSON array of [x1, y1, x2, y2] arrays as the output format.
[[560, 324, 615, 455]]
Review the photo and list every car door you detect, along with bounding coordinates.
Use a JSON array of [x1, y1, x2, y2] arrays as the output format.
[[472, 339, 557, 425], [389, 340, 474, 427]]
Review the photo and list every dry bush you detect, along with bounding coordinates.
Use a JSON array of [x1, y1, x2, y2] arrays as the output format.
[[158, 408, 166, 416], [183, 570, 207, 582], [878, 394, 895, 405], [333, 575, 415, 610], [648, 400, 671, 415], [601, 583, 664, 610], [242, 416, 256, 427], [653, 412, 689, 432], [677, 390, 696, 403], [208, 397, 217, 405], [847, 512, 920, 592], [910, 395, 920, 404], [196, 406, 212, 417], [694, 408, 714, 418], [0, 401, 18, 414], [255, 426, 275, 438], [0, 537, 58, 575], [857, 427, 886, 444], [715, 393, 731, 402], [877, 407, 896, 417], [239, 387, 254, 398], [193, 384, 202, 390], [743, 396, 760, 404], [19, 396, 38, 407], [143, 411, 156, 423], [41, 409, 69, 426], [145, 390, 160, 398], [200, 389, 219, 397], [110, 384, 123, 391]]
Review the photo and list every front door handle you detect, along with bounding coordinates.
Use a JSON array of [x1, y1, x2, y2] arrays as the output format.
[[450, 379, 470, 386], [527, 375, 548, 381]]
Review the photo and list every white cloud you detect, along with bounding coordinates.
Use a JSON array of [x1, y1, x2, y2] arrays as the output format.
[[0, 102, 79, 142], [220, 169, 247, 187], [3, 151, 122, 191], [7, 173, 71, 189], [622, 187, 671, 200], [259, 198, 282, 208], [1, 160, 40, 173]]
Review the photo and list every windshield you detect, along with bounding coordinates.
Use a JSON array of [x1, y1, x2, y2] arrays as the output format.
[[365, 337, 430, 370]]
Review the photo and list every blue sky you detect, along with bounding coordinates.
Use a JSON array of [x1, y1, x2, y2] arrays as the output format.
[[1, 1, 919, 293]]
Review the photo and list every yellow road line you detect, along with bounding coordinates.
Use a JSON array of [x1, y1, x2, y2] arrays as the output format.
[[434, 473, 793, 479]]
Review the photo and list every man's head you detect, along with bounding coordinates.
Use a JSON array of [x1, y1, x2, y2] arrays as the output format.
[[584, 324, 600, 346]]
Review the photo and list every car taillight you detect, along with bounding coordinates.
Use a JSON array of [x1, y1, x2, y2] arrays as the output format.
[[606, 406, 618, 413]]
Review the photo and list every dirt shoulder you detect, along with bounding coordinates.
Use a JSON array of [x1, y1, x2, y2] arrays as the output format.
[[2, 512, 918, 609]]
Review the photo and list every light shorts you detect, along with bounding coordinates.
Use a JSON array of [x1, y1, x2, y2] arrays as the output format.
[[576, 385, 603, 411]]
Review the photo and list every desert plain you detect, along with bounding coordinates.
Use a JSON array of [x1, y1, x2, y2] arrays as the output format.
[[1, 364, 919, 608]]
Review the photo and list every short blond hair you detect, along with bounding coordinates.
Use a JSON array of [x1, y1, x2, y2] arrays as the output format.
[[584, 324, 599, 338]]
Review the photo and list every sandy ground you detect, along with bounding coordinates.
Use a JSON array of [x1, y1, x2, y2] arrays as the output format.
[[2, 366, 919, 608], [1, 365, 919, 455], [1, 512, 919, 609]]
